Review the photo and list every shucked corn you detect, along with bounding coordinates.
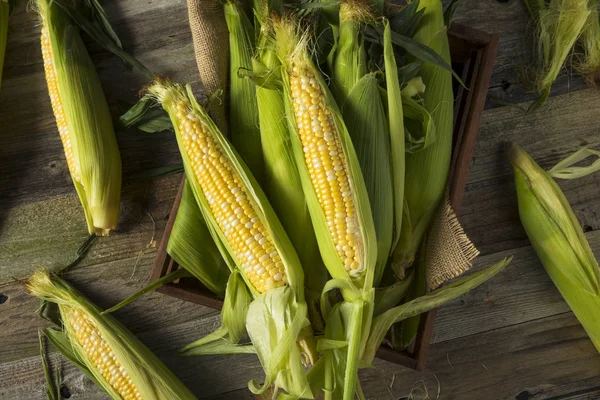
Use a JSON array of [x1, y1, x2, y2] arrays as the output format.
[[173, 99, 286, 293], [290, 65, 363, 273]]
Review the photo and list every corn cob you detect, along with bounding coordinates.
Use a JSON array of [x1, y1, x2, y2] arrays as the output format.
[[148, 80, 294, 293], [508, 142, 600, 352], [274, 17, 376, 286], [253, 21, 328, 331], [37, 0, 121, 235], [148, 79, 315, 397], [27, 270, 197, 400]]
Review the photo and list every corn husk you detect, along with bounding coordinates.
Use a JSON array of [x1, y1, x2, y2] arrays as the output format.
[[393, 0, 453, 272], [225, 1, 263, 181], [36, 0, 121, 236], [342, 73, 393, 287], [508, 142, 600, 352], [167, 180, 230, 295], [274, 15, 377, 400], [148, 79, 316, 398], [523, 0, 590, 112], [253, 21, 328, 333], [27, 270, 197, 400], [331, 0, 370, 104], [576, 0, 600, 84]]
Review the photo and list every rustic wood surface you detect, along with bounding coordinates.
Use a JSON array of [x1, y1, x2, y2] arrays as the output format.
[[1, 0, 600, 399]]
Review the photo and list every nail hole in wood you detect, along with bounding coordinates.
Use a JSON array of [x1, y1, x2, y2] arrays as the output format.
[[60, 385, 72, 399], [0, 294, 7, 304], [515, 391, 533, 400]]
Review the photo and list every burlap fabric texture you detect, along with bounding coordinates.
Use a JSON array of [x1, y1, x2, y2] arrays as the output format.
[[186, 0, 229, 134], [426, 195, 480, 290]]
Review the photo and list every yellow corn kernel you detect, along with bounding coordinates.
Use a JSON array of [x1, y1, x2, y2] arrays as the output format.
[[173, 100, 286, 293], [40, 26, 79, 182], [63, 307, 141, 399], [289, 64, 362, 272]]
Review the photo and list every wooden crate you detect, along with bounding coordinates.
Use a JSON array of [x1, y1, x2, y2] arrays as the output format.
[[148, 23, 499, 371]]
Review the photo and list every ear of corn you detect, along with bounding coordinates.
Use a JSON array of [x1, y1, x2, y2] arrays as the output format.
[[167, 180, 230, 295], [253, 23, 329, 332], [148, 79, 318, 397], [508, 143, 600, 352], [274, 16, 377, 290], [341, 73, 393, 287], [37, 0, 121, 236], [27, 270, 197, 400], [393, 0, 453, 273], [524, 0, 590, 111], [148, 79, 303, 296], [225, 1, 264, 181], [331, 0, 370, 104], [274, 16, 377, 400]]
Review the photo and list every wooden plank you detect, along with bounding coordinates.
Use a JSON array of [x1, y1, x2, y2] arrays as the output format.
[[455, 0, 590, 108], [459, 88, 600, 256], [360, 313, 600, 400]]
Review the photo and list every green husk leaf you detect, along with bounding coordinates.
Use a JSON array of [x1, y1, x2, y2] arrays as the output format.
[[549, 147, 600, 179], [53, 0, 152, 79], [383, 19, 406, 260], [444, 0, 461, 26], [389, 0, 424, 38], [246, 286, 313, 398], [331, 1, 370, 104], [402, 94, 436, 152], [38, 0, 122, 236], [40, 330, 60, 400], [285, 1, 340, 10], [43, 328, 110, 396], [254, 28, 328, 333], [575, 0, 600, 84], [508, 142, 600, 351], [102, 268, 192, 314], [225, 0, 263, 181], [524, 0, 589, 110], [28, 271, 198, 400], [366, 24, 465, 87], [397, 61, 423, 86], [119, 95, 173, 133], [180, 271, 253, 354], [393, 0, 454, 270], [373, 271, 413, 316], [342, 73, 393, 287], [362, 257, 512, 364], [168, 180, 230, 295]]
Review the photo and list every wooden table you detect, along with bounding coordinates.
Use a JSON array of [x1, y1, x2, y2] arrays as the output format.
[[1, 0, 599, 399]]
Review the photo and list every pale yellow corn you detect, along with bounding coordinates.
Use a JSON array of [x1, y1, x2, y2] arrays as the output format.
[[64, 307, 141, 400], [289, 64, 362, 272], [41, 26, 79, 182], [173, 100, 286, 293]]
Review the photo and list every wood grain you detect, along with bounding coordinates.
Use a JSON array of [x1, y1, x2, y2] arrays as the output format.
[[1, 0, 600, 398]]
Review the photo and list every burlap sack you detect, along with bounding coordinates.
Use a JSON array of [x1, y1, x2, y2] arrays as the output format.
[[426, 195, 480, 290], [186, 0, 229, 134]]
